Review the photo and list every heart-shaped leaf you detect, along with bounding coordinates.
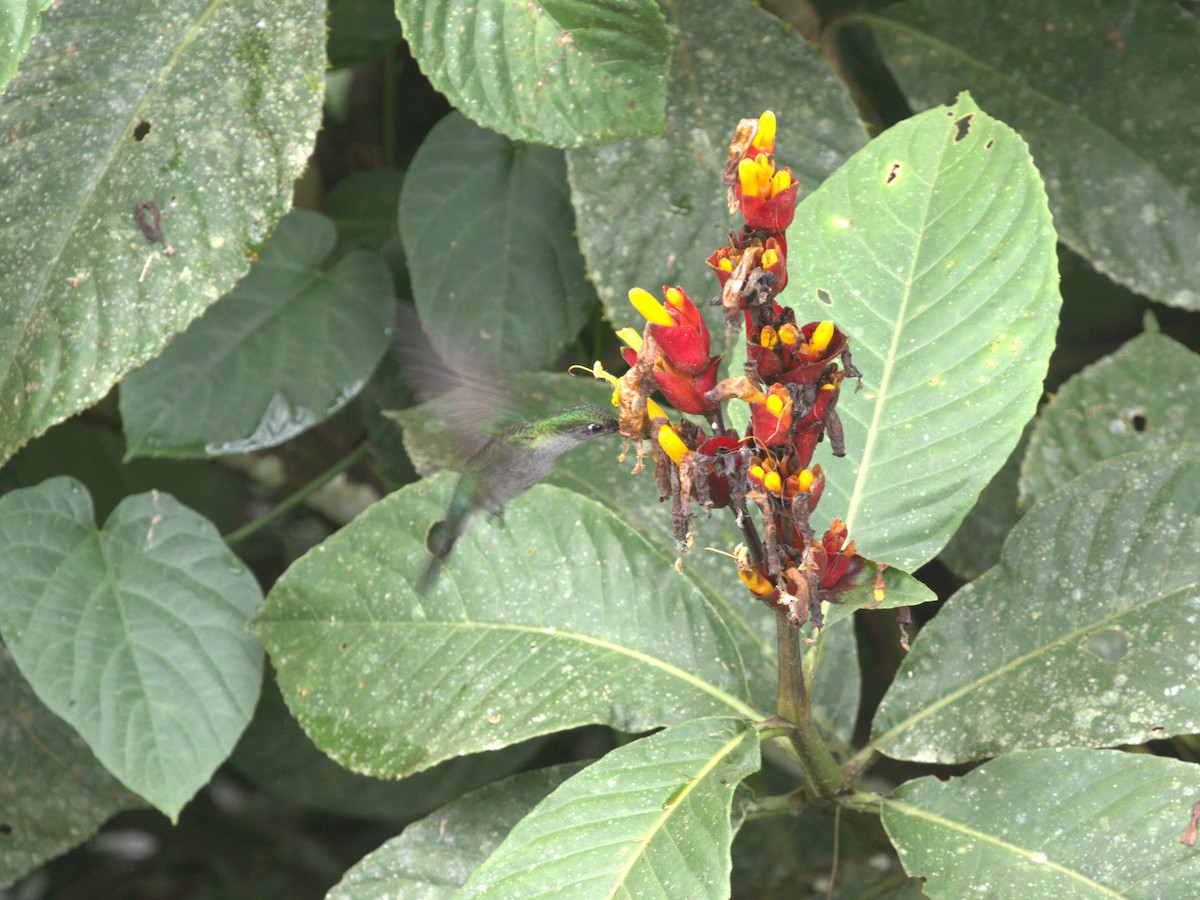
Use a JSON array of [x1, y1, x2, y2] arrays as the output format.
[[394, 0, 668, 147], [460, 717, 760, 898], [0, 478, 264, 820], [882, 748, 1200, 897], [120, 210, 395, 458], [400, 113, 595, 374], [252, 480, 764, 780], [0, 0, 324, 465], [870, 444, 1200, 764], [785, 93, 1061, 571], [0, 649, 145, 889]]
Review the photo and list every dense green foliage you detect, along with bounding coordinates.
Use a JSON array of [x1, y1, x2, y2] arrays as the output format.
[[2, 0, 1198, 896]]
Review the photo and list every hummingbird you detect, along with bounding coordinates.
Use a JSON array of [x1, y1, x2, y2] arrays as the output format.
[[418, 401, 618, 592]]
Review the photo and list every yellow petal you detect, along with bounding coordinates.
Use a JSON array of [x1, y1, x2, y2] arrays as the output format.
[[615, 327, 643, 352], [770, 168, 793, 197], [763, 471, 782, 494], [628, 287, 673, 326], [753, 110, 776, 152], [645, 398, 667, 421], [797, 469, 814, 492]]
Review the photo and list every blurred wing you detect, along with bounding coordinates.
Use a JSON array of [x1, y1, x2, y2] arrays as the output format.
[[391, 304, 523, 459]]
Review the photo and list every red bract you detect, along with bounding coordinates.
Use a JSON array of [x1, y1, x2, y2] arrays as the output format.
[[650, 286, 711, 375], [653, 356, 719, 415], [739, 178, 799, 232]]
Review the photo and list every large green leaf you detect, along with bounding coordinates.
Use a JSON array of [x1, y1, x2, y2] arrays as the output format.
[[328, 763, 585, 899], [870, 445, 1200, 764], [785, 93, 1061, 571], [864, 0, 1200, 309], [394, 0, 668, 147], [0, 0, 50, 90], [0, 0, 324, 466], [252, 481, 763, 779], [400, 113, 595, 373], [460, 717, 760, 898], [882, 748, 1200, 897], [120, 211, 394, 458], [0, 649, 145, 890], [0, 478, 264, 820], [568, 0, 868, 333], [1022, 326, 1200, 505]]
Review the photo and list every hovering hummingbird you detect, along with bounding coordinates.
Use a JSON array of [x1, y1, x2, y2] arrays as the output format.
[[389, 305, 619, 592], [418, 401, 618, 592]]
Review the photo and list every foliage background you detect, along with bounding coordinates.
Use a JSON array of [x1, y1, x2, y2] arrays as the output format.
[[1, 0, 1198, 896]]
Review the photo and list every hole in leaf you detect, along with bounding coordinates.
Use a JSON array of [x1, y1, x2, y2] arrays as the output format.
[[0, 823, 11, 835], [132, 119, 151, 141], [953, 113, 973, 142], [1083, 627, 1130, 662], [1130, 409, 1147, 432], [985, 138, 995, 150], [885, 162, 901, 185], [816, 288, 832, 306]]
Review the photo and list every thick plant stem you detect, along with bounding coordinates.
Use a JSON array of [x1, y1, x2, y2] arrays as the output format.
[[776, 609, 846, 798]]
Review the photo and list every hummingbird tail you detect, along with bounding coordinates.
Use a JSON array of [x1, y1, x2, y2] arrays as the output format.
[[417, 518, 458, 593]]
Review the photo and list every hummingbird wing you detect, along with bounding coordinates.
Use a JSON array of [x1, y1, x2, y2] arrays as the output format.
[[391, 304, 526, 461]]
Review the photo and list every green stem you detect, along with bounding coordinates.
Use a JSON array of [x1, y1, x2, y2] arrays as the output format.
[[776, 609, 846, 798], [223, 443, 372, 546]]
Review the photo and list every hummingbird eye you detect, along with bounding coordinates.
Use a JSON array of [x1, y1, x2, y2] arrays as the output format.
[[586, 423, 604, 434]]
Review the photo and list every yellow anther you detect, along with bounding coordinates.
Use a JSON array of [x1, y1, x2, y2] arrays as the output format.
[[665, 287, 686, 310], [645, 398, 668, 421], [629, 287, 673, 326], [761, 248, 779, 268], [797, 469, 814, 492], [718, 257, 733, 272], [766, 393, 786, 417], [569, 361, 618, 386], [763, 471, 782, 494], [778, 324, 800, 345], [657, 424, 689, 465], [759, 326, 778, 350], [770, 168, 793, 197], [737, 157, 760, 198], [749, 464, 765, 482], [753, 110, 776, 152], [615, 327, 643, 352], [811, 320, 834, 354]]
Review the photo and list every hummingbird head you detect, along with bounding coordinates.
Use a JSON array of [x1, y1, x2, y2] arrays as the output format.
[[549, 402, 620, 443]]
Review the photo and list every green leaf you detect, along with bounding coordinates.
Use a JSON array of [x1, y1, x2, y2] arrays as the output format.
[[819, 562, 936, 632], [0, 478, 264, 820], [460, 717, 760, 898], [326, 168, 406, 261], [0, 0, 325, 466], [864, 0, 1200, 309], [120, 210, 395, 459], [400, 113, 595, 373], [882, 748, 1200, 897], [939, 426, 1029, 582], [252, 481, 763, 779], [1022, 328, 1200, 505], [0, 0, 51, 90], [230, 672, 544, 823], [328, 763, 584, 899], [388, 372, 781, 714], [393, 0, 668, 147], [785, 93, 1061, 572], [0, 649, 145, 890], [568, 0, 868, 333], [870, 445, 1200, 764]]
